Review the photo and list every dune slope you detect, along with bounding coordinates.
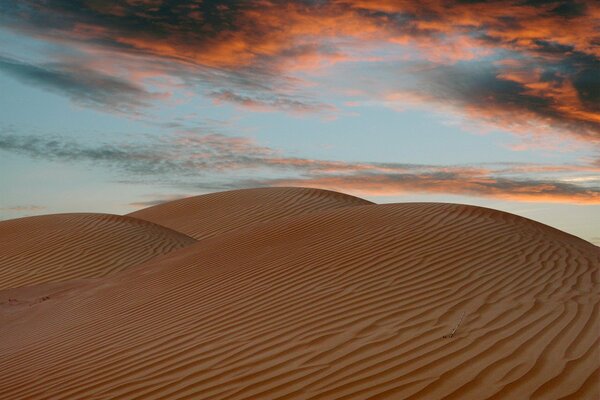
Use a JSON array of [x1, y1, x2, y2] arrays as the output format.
[[128, 187, 372, 239], [0, 202, 598, 399], [0, 213, 196, 290]]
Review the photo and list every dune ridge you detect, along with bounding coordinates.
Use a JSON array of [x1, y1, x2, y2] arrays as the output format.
[[128, 187, 373, 239], [0, 192, 597, 400]]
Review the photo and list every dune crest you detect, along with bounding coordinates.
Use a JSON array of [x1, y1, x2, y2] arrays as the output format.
[[1, 194, 598, 400], [128, 187, 373, 239]]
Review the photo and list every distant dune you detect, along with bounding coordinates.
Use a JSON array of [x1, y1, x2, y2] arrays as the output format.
[[128, 187, 372, 239], [0, 188, 598, 399], [0, 213, 196, 290]]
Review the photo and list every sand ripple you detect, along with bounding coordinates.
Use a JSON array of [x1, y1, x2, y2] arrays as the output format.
[[0, 189, 598, 399]]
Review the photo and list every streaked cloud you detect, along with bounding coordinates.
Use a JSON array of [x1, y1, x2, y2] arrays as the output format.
[[270, 173, 599, 205], [0, 205, 46, 212], [378, 57, 600, 143], [209, 90, 336, 115], [0, 55, 163, 112], [1, 129, 597, 204], [128, 193, 189, 209]]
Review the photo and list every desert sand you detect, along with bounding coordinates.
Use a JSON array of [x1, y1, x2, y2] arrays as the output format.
[[0, 213, 195, 290], [129, 187, 373, 240], [0, 187, 598, 399]]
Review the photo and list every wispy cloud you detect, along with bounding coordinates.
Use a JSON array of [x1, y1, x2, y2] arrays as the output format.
[[0, 55, 163, 112], [128, 193, 189, 209], [0, 205, 46, 212], [270, 173, 600, 204], [209, 90, 336, 115], [1, 129, 598, 204]]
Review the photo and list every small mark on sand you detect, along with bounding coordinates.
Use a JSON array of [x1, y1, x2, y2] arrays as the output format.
[[443, 311, 466, 339]]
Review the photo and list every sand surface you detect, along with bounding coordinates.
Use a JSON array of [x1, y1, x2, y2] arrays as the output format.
[[0, 188, 598, 399], [0, 213, 196, 290], [129, 187, 372, 239]]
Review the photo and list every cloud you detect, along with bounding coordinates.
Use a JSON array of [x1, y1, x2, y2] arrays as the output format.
[[1, 129, 598, 204], [0, 205, 46, 212], [269, 173, 600, 204], [128, 193, 189, 208], [209, 90, 335, 114], [0, 0, 597, 139], [0, 130, 179, 175], [0, 55, 162, 112], [381, 57, 600, 142]]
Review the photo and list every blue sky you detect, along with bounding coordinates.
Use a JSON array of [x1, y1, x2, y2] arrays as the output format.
[[0, 1, 598, 244]]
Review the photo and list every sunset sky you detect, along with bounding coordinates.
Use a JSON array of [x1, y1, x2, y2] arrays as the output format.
[[0, 0, 598, 244]]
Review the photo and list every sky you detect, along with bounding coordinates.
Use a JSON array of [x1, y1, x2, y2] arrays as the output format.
[[0, 0, 598, 244]]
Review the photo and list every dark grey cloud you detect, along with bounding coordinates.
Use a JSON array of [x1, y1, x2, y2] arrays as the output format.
[[0, 55, 155, 112], [572, 65, 600, 113], [381, 56, 600, 141], [548, 1, 587, 17], [433, 63, 539, 104]]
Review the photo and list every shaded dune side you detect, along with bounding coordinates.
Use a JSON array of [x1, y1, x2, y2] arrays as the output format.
[[0, 203, 598, 400], [0, 213, 196, 291], [128, 187, 373, 240]]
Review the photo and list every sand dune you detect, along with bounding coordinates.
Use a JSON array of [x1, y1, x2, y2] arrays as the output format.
[[1, 190, 598, 400], [128, 187, 372, 239], [0, 213, 196, 290]]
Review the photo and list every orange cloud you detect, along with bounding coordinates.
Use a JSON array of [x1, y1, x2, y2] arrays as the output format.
[[272, 174, 600, 205], [1, 0, 598, 138]]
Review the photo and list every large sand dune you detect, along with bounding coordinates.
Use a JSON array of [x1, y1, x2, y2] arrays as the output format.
[[128, 187, 372, 239], [0, 188, 598, 399]]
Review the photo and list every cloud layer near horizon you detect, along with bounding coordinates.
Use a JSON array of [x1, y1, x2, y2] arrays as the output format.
[[1, 0, 598, 142], [1, 129, 598, 204]]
